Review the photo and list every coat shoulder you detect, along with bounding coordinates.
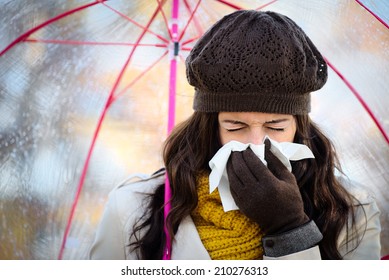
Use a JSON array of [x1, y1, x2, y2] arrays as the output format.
[[108, 170, 165, 226], [336, 175, 381, 259], [88, 170, 165, 260], [337, 175, 376, 205], [114, 169, 165, 196]]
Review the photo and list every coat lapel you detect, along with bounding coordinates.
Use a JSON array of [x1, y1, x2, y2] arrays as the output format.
[[172, 215, 211, 260]]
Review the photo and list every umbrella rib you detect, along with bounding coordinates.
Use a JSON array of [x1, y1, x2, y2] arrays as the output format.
[[112, 50, 169, 101], [58, 3, 167, 260], [180, 0, 278, 45], [181, 46, 193, 51], [181, 36, 201, 47], [100, 1, 170, 43], [178, 0, 202, 42], [355, 0, 389, 29], [326, 59, 389, 144], [255, 0, 278, 11], [0, 0, 106, 56], [214, 0, 243, 10], [24, 38, 167, 47], [156, 0, 174, 41], [182, 0, 204, 37]]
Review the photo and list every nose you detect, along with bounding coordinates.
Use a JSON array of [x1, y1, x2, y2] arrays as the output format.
[[247, 127, 266, 145]]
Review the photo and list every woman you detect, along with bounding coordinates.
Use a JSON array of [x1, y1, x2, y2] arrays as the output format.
[[89, 10, 381, 260]]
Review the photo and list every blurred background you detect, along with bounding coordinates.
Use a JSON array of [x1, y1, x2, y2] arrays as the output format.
[[0, 0, 388, 259]]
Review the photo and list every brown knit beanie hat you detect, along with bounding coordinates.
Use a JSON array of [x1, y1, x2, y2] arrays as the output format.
[[186, 10, 327, 114]]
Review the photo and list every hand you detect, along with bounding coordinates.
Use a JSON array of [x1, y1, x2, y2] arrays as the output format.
[[227, 139, 309, 235]]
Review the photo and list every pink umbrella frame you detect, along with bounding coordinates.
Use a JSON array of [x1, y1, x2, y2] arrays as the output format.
[[0, 0, 388, 260]]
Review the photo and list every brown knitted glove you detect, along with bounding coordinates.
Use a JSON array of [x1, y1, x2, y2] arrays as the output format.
[[227, 139, 309, 235]]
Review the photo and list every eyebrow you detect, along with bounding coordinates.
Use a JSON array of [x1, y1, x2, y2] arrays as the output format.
[[221, 120, 247, 125], [221, 118, 289, 125], [264, 118, 289, 124]]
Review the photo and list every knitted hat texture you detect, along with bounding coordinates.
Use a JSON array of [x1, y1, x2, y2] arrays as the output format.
[[186, 10, 328, 114]]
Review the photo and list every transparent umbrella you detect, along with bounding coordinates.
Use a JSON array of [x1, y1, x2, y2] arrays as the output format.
[[0, 0, 388, 259]]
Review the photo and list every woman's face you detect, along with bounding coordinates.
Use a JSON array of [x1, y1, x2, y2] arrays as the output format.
[[218, 112, 297, 145]]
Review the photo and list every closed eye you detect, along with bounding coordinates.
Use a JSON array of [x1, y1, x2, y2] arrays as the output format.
[[267, 127, 285, 131], [226, 127, 245, 132]]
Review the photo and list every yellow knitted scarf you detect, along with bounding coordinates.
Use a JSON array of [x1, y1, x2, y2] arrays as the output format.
[[191, 174, 264, 260]]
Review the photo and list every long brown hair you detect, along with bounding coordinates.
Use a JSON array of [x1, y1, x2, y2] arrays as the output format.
[[291, 115, 359, 258], [130, 112, 359, 259]]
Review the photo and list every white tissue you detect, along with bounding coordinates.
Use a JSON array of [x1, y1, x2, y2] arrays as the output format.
[[208, 137, 314, 212]]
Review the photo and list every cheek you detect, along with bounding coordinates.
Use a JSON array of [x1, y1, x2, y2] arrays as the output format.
[[218, 128, 245, 145], [218, 129, 230, 145], [269, 132, 295, 143], [267, 126, 296, 143], [280, 123, 297, 142]]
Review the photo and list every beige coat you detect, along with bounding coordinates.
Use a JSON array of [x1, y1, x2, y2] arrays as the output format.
[[89, 171, 381, 260]]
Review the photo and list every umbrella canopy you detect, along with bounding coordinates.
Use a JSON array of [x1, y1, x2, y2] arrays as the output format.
[[0, 0, 388, 259]]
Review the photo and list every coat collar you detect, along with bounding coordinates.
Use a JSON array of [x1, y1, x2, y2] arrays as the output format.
[[172, 215, 211, 260]]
